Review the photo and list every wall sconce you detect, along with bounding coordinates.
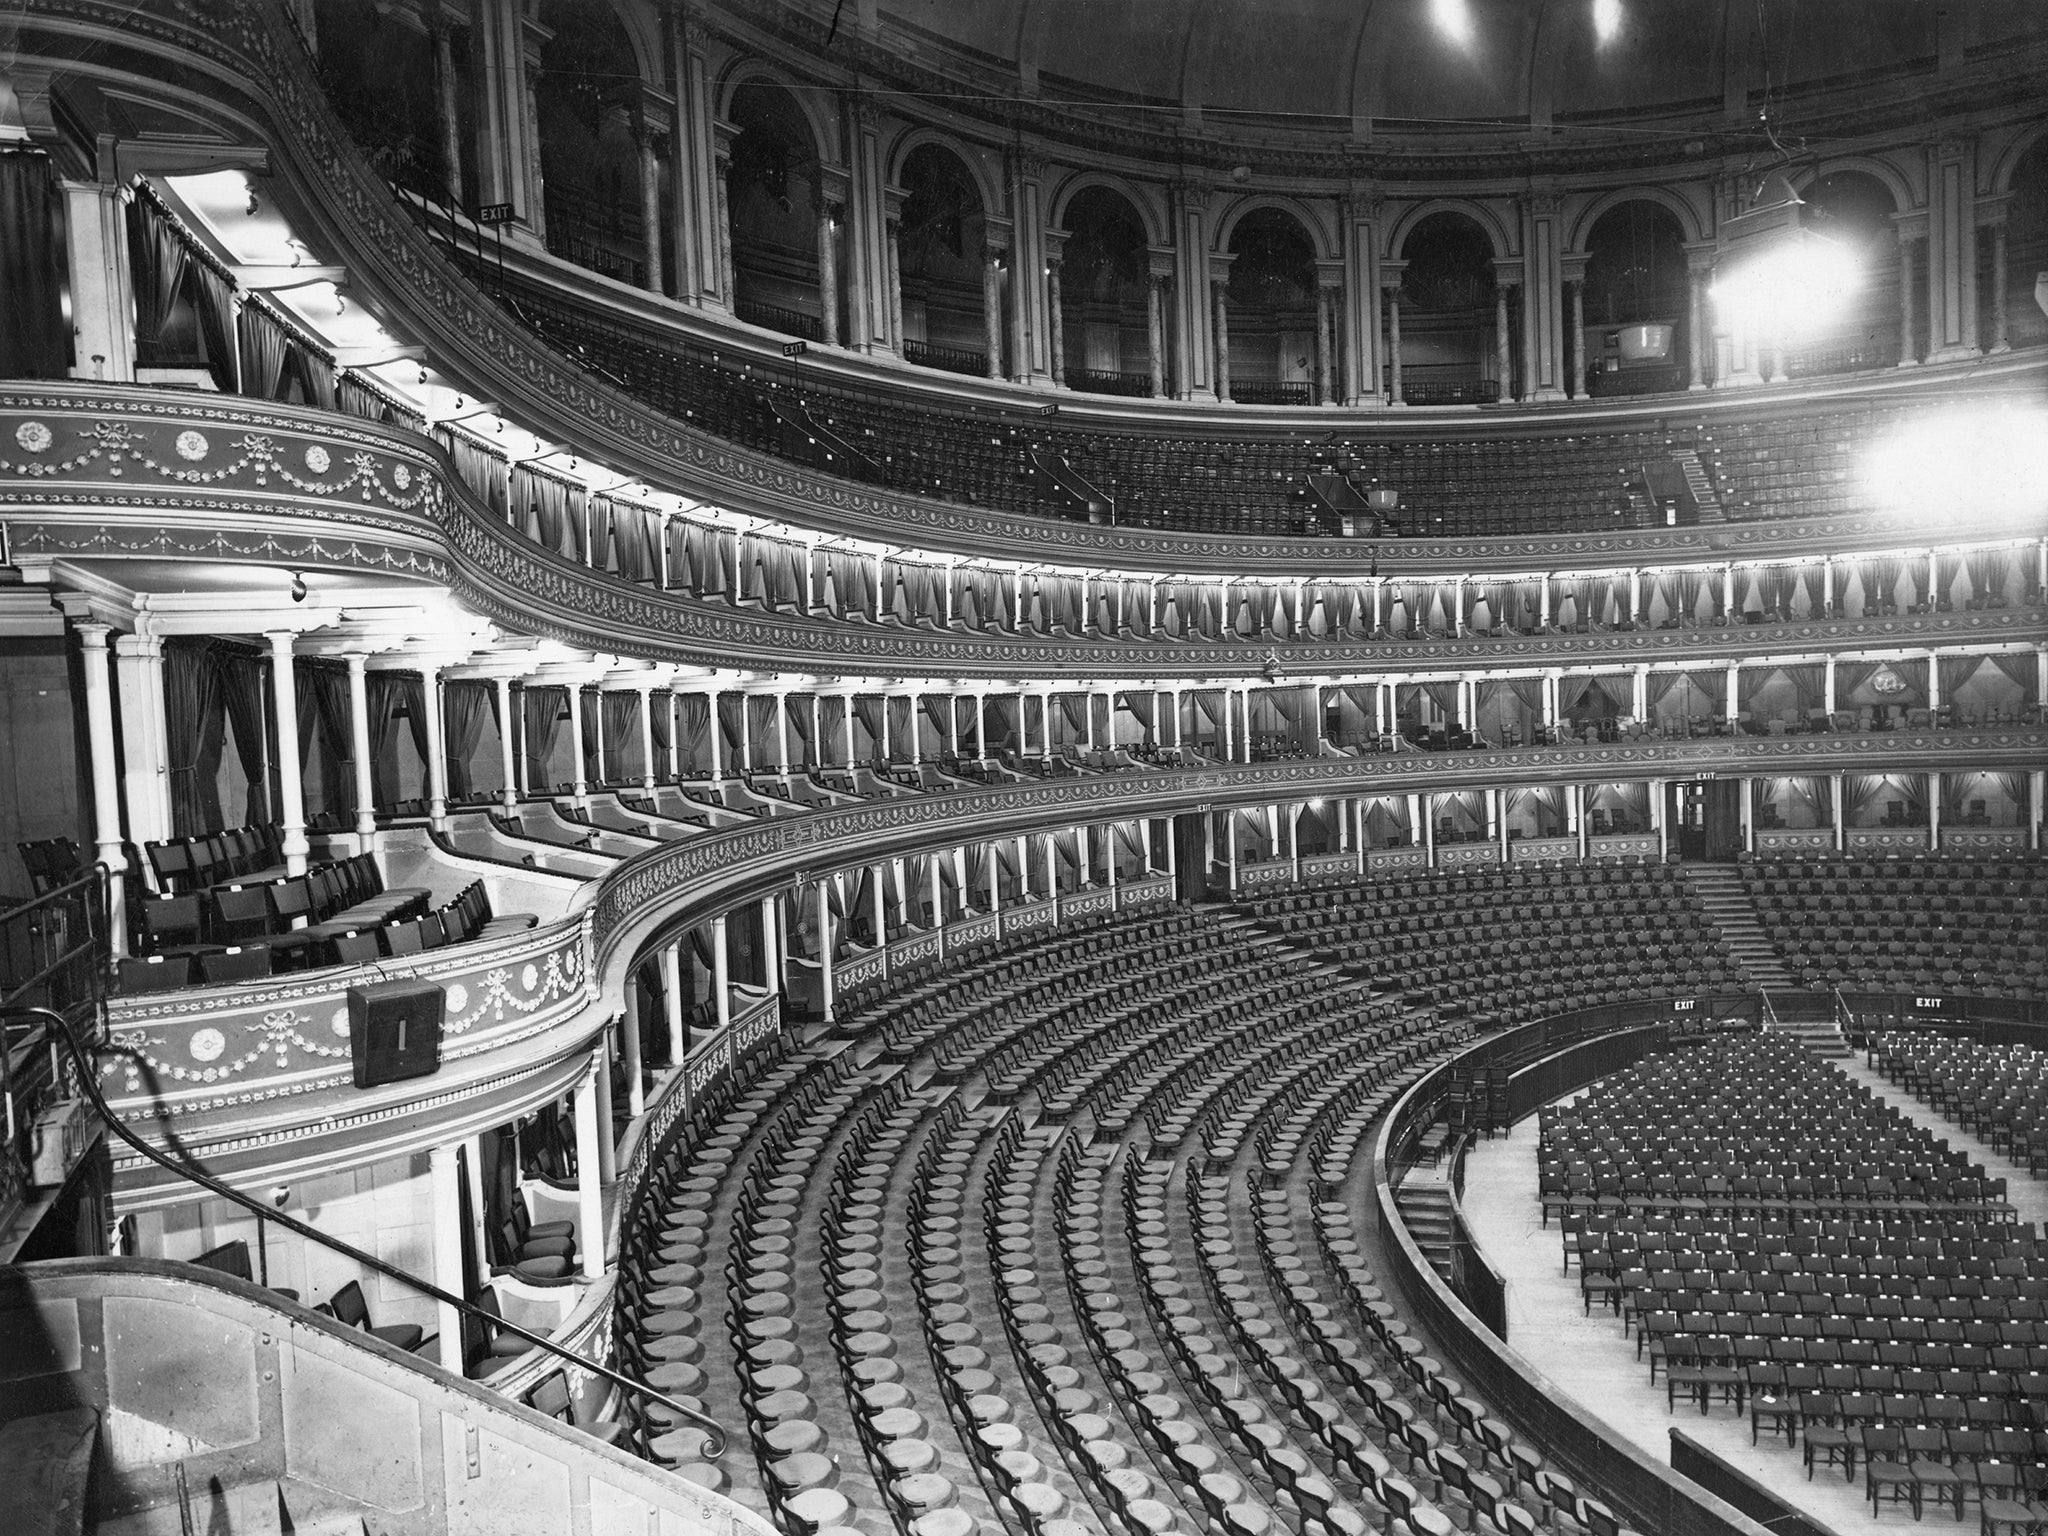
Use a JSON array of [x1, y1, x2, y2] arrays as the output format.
[[246, 189, 261, 216]]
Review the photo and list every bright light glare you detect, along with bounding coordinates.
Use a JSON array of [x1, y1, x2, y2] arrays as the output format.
[[1861, 405, 2048, 524], [1710, 237, 1859, 340], [1431, 0, 1475, 46], [1592, 0, 1622, 43]]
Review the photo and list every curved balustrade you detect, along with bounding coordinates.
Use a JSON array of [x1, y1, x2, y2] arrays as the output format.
[[7, 387, 2046, 681], [101, 909, 600, 1206], [10, 4, 2048, 579]]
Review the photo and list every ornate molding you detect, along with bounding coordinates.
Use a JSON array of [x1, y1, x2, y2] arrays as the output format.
[[9, 388, 2045, 679]]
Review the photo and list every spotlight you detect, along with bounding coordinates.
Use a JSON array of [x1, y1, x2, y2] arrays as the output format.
[[417, 366, 429, 385], [246, 189, 261, 216], [269, 1185, 291, 1207], [289, 571, 308, 603]]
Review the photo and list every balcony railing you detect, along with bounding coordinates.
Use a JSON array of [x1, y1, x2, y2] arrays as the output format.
[[1785, 340, 1903, 378], [1588, 364, 1686, 398], [735, 299, 823, 342], [904, 339, 987, 377], [1400, 376, 1503, 406], [1231, 380, 1314, 406], [544, 228, 644, 291], [1066, 367, 1153, 398]]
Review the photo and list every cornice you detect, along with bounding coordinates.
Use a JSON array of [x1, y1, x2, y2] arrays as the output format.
[[7, 387, 2045, 680], [12, 4, 2044, 583]]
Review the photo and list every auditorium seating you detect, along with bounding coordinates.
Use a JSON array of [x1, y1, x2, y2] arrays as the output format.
[[117, 867, 532, 991], [1240, 860, 1745, 1026], [598, 900, 1672, 1536], [1742, 853, 2048, 996], [1542, 1035, 2048, 1520], [485, 274, 2000, 546], [1868, 1031, 2048, 1179]]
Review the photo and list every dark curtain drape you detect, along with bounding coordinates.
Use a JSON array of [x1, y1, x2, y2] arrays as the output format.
[[165, 639, 222, 836], [214, 644, 271, 826], [522, 685, 567, 791], [676, 693, 710, 775], [0, 152, 67, 378], [648, 691, 673, 778], [850, 696, 883, 761], [127, 195, 190, 364], [715, 695, 744, 767], [187, 262, 239, 393], [444, 680, 492, 798], [366, 671, 425, 807], [295, 657, 354, 818], [602, 692, 640, 781], [578, 689, 601, 779], [237, 300, 294, 402]]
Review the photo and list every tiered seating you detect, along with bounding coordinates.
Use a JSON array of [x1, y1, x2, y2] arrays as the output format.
[[1542, 1035, 2048, 1522], [119, 854, 509, 990], [490, 273, 1984, 543], [142, 824, 288, 893], [599, 900, 1670, 1536], [1241, 861, 1743, 1026], [1869, 1031, 2048, 1179], [1743, 853, 2048, 995]]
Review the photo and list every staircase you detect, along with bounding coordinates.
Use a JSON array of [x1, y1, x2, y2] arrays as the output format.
[[1682, 863, 1797, 991], [1681, 864, 1852, 1056], [1672, 449, 1725, 522], [1394, 1177, 1456, 1281]]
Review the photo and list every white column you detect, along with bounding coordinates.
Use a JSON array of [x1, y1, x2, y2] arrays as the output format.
[[706, 690, 724, 780], [496, 677, 518, 812], [620, 976, 646, 1118], [268, 633, 310, 874], [419, 663, 448, 832], [1726, 662, 1741, 723], [1653, 779, 1669, 860], [76, 625, 127, 953], [572, 1055, 606, 1281], [872, 865, 889, 949], [975, 694, 988, 759], [1423, 798, 1436, 867], [1739, 777, 1755, 854], [59, 178, 135, 382], [1833, 771, 1847, 852], [1928, 771, 1941, 851], [775, 691, 791, 774], [1824, 657, 1837, 717], [345, 654, 376, 850], [711, 914, 731, 1034], [661, 941, 686, 1065], [817, 884, 836, 1024], [114, 635, 172, 855], [736, 691, 755, 774], [566, 685, 590, 803], [1221, 687, 1235, 761], [429, 1143, 466, 1373], [761, 894, 782, 995], [2029, 770, 2043, 852]]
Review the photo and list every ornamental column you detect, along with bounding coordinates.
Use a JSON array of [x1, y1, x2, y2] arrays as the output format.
[[344, 653, 376, 849], [1984, 202, 2011, 354], [571, 1053, 606, 1281], [620, 979, 645, 1117], [267, 633, 310, 874], [1924, 139, 1980, 364], [1211, 257, 1234, 403], [665, 5, 723, 309], [661, 941, 686, 1063], [566, 683, 589, 802], [114, 635, 171, 850], [637, 686, 656, 790], [815, 884, 835, 1025], [430, 20, 465, 205], [75, 624, 127, 952], [817, 196, 843, 347], [429, 1143, 466, 1374], [495, 677, 517, 812], [1894, 217, 1923, 366], [1383, 267, 1407, 405], [712, 128, 737, 310], [418, 663, 448, 832], [58, 178, 135, 382], [630, 91, 670, 294], [1518, 191, 1568, 400], [1492, 269, 1516, 400], [1562, 254, 1588, 398], [981, 243, 1006, 379], [1169, 182, 1219, 401], [1045, 239, 1067, 387], [1684, 243, 1715, 390], [1313, 266, 1341, 406], [1145, 256, 1172, 397], [1006, 150, 1051, 382]]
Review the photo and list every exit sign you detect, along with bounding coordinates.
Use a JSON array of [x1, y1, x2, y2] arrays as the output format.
[[476, 202, 516, 225]]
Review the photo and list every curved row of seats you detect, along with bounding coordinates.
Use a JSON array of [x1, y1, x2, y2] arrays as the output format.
[[599, 898, 1699, 1536], [1743, 853, 2048, 997], [1869, 1030, 2048, 1178], [1243, 862, 1745, 1025]]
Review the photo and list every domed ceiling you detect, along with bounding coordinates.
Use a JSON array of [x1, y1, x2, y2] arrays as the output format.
[[766, 0, 2046, 140]]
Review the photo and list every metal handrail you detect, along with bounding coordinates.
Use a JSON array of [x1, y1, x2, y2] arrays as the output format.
[[13, 1001, 729, 1457]]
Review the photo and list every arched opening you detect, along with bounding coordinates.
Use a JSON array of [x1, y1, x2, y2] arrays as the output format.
[[534, 1, 654, 289], [1792, 170, 1904, 373], [726, 78, 825, 341], [896, 143, 990, 377], [1223, 208, 1322, 405], [1580, 201, 1688, 396], [1393, 212, 1502, 405], [1993, 138, 2048, 352], [313, 0, 473, 205], [1058, 186, 1153, 396]]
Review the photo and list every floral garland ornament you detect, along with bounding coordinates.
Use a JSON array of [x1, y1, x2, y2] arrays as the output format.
[[304, 444, 331, 474], [175, 430, 210, 461]]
